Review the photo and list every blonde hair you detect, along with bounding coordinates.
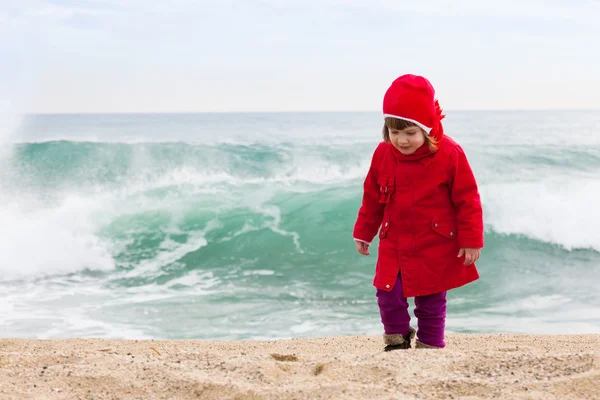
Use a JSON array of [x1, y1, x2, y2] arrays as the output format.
[[382, 117, 439, 152]]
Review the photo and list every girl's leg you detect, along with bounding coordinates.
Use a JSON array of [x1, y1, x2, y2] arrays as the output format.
[[376, 273, 411, 336], [414, 291, 447, 348]]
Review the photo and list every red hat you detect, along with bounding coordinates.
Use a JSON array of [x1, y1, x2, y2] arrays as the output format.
[[382, 74, 445, 141]]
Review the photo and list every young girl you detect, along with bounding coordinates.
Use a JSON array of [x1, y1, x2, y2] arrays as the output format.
[[353, 74, 484, 350]]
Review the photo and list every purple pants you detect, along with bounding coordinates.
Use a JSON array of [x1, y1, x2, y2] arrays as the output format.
[[376, 273, 447, 348]]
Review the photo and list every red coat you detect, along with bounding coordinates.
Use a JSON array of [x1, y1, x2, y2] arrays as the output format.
[[353, 137, 484, 297]]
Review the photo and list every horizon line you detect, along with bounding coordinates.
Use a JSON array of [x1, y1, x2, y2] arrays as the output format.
[[16, 108, 600, 116]]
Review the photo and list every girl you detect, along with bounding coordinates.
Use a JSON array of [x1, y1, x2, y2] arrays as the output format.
[[353, 74, 484, 350]]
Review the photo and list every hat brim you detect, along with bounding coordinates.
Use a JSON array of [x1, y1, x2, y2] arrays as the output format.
[[383, 114, 432, 134]]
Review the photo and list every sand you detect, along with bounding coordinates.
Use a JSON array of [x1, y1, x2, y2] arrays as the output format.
[[0, 334, 598, 399]]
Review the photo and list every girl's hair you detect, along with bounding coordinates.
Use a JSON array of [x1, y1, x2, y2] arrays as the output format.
[[382, 117, 439, 152]]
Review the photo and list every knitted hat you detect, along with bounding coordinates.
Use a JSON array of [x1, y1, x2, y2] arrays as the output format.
[[382, 74, 445, 141]]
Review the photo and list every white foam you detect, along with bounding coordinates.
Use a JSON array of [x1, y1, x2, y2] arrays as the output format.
[[0, 170, 216, 282], [289, 320, 320, 335], [165, 271, 220, 288], [279, 154, 370, 186], [242, 270, 275, 276], [0, 194, 116, 281], [10, 130, 379, 147], [482, 177, 600, 251], [486, 294, 572, 313], [240, 188, 304, 253], [140, 160, 369, 190], [448, 293, 600, 334], [118, 234, 209, 279], [37, 310, 155, 340], [447, 315, 600, 335], [219, 222, 263, 243]]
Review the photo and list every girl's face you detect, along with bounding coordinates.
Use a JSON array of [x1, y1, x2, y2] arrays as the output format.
[[388, 126, 427, 155]]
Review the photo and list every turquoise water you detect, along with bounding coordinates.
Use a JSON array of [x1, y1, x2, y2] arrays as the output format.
[[1, 111, 599, 339]]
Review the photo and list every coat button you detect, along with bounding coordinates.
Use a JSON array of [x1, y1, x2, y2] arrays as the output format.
[[450, 232, 454, 236], [434, 223, 438, 228], [385, 284, 390, 289]]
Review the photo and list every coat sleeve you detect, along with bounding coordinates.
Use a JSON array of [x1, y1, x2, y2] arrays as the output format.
[[352, 143, 386, 244], [449, 147, 484, 249]]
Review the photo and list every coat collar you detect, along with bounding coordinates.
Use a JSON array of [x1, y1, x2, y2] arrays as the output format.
[[388, 142, 435, 166]]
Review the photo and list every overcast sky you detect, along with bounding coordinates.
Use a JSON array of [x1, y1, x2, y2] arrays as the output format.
[[1, 0, 600, 113]]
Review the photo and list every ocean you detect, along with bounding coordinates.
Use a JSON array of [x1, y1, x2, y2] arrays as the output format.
[[1, 111, 599, 340]]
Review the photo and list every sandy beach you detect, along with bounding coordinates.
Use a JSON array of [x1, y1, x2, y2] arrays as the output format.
[[0, 334, 598, 399]]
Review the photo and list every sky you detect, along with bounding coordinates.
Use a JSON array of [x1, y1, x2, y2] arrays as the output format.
[[1, 0, 600, 113]]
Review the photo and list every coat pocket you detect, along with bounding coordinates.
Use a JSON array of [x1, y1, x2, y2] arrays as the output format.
[[377, 175, 395, 204], [431, 217, 457, 240], [379, 215, 391, 239]]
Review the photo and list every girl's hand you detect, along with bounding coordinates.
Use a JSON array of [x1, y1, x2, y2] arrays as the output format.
[[458, 248, 481, 265], [355, 240, 370, 256]]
